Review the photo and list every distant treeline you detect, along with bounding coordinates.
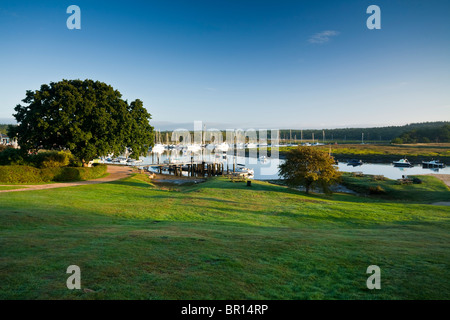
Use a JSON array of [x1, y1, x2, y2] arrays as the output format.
[[278, 122, 450, 142], [153, 121, 450, 143], [392, 124, 450, 144], [4, 121, 449, 143]]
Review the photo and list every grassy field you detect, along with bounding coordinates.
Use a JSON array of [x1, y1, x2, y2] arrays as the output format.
[[0, 174, 449, 299], [341, 174, 450, 202], [0, 186, 26, 191]]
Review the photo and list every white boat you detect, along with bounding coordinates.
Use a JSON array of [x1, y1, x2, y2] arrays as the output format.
[[245, 143, 258, 149], [187, 144, 202, 153], [113, 157, 127, 164], [422, 160, 445, 168], [151, 144, 165, 153], [393, 158, 413, 168], [235, 164, 254, 175], [215, 143, 229, 152], [259, 143, 268, 148], [127, 159, 143, 165]]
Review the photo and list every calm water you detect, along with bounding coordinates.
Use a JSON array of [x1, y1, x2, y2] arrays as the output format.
[[133, 151, 449, 180]]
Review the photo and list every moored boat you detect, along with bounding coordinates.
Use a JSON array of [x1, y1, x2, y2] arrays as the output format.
[[347, 159, 363, 166], [235, 164, 254, 175], [393, 158, 413, 168], [422, 160, 445, 168]]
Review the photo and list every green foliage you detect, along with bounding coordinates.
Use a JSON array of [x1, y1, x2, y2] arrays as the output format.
[[341, 173, 449, 202], [278, 146, 341, 194], [369, 185, 386, 195], [0, 164, 107, 183], [53, 164, 107, 182], [0, 148, 27, 166], [392, 124, 450, 144], [0, 165, 45, 183], [9, 80, 154, 165], [32, 151, 73, 168], [0, 124, 12, 135]]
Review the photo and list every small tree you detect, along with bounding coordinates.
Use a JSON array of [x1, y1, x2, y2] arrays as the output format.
[[278, 146, 341, 194]]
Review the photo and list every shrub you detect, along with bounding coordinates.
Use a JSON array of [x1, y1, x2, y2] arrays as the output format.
[[53, 164, 107, 182], [32, 151, 73, 168], [0, 166, 47, 184], [0, 148, 28, 166], [369, 185, 387, 195], [0, 164, 107, 184]]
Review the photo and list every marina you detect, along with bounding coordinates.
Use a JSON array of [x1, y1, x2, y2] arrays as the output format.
[[101, 150, 449, 181]]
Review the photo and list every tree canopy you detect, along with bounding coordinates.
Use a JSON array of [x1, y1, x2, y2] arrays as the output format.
[[391, 124, 450, 144], [9, 79, 154, 166], [278, 146, 341, 194]]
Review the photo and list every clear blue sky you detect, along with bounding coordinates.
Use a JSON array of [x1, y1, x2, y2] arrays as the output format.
[[0, 0, 449, 130]]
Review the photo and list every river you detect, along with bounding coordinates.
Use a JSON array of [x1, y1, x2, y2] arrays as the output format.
[[131, 151, 450, 180]]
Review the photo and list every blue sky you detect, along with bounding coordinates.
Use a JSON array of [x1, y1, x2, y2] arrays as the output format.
[[0, 0, 449, 130]]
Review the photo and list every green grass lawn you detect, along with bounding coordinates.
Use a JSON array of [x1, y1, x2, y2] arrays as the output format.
[[0, 174, 449, 299], [0, 186, 26, 191], [341, 174, 450, 203]]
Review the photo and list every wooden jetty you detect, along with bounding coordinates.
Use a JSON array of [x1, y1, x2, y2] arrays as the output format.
[[144, 161, 227, 177]]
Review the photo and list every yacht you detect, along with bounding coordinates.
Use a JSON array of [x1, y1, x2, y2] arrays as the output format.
[[422, 160, 445, 168], [393, 158, 414, 168], [187, 144, 202, 153], [245, 143, 258, 149], [235, 164, 254, 175], [215, 143, 229, 152], [151, 144, 165, 153], [347, 159, 363, 166]]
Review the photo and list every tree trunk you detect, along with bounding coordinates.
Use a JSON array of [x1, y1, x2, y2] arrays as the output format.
[[305, 184, 310, 194]]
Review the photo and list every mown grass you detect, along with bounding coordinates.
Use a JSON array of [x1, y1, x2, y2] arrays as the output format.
[[0, 186, 26, 191], [0, 174, 449, 299]]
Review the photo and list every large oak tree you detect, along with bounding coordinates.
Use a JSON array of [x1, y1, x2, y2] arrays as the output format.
[[278, 146, 341, 194], [9, 79, 154, 166]]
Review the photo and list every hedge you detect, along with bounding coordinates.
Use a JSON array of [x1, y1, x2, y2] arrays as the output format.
[[0, 164, 107, 184]]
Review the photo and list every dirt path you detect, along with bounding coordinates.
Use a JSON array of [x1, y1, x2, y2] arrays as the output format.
[[0, 166, 133, 193]]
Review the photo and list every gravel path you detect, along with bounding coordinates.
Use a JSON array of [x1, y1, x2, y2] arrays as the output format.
[[0, 166, 133, 193]]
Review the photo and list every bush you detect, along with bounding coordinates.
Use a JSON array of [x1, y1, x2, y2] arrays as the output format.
[[0, 164, 107, 184], [369, 185, 387, 195], [0, 166, 48, 184], [0, 148, 28, 166], [32, 151, 73, 168], [53, 164, 107, 181]]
